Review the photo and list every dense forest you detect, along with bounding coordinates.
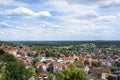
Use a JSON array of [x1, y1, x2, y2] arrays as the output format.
[[6, 41, 120, 47]]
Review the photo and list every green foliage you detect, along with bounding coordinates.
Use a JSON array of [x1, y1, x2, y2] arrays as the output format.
[[35, 52, 39, 57], [0, 53, 33, 80], [47, 74, 56, 80], [32, 57, 39, 65], [114, 62, 120, 67], [4, 61, 26, 80], [0, 53, 17, 79], [27, 67, 38, 80], [33, 72, 38, 80], [0, 53, 17, 62], [73, 69, 87, 80], [56, 71, 64, 80], [3, 61, 33, 80], [34, 50, 41, 57], [46, 51, 58, 58], [0, 49, 5, 55], [25, 67, 34, 80], [56, 64, 88, 80], [69, 63, 76, 70], [110, 68, 116, 73], [0, 41, 16, 47], [74, 59, 83, 65]]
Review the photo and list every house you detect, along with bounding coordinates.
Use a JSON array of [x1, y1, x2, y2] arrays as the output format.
[[37, 66, 48, 78], [107, 70, 120, 80], [18, 49, 28, 57], [9, 49, 18, 56], [35, 62, 47, 72], [101, 60, 112, 67], [35, 62, 41, 68], [88, 67, 110, 80], [63, 64, 69, 69], [39, 71, 48, 78], [59, 54, 65, 58], [16, 56, 27, 60], [63, 56, 74, 63], [4, 48, 18, 56], [57, 58, 64, 63], [48, 61, 63, 74], [53, 62, 63, 73], [40, 57, 55, 62], [76, 64, 84, 69], [84, 66, 90, 74], [79, 57, 92, 67], [24, 59, 32, 68]]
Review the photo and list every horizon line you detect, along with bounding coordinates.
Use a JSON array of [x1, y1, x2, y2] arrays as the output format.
[[1, 40, 120, 42]]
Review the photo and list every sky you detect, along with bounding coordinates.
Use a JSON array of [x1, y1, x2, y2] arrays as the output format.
[[0, 0, 120, 41]]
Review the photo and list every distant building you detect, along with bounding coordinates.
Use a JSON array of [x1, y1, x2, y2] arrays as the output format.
[[107, 70, 120, 80]]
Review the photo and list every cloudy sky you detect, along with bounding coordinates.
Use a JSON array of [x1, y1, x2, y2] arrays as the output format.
[[0, 0, 120, 41]]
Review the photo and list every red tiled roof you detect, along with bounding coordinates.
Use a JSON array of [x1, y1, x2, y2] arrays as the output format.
[[39, 71, 48, 77], [3, 48, 18, 53], [63, 57, 74, 61], [16, 56, 27, 60], [92, 59, 99, 62], [63, 64, 69, 69], [35, 62, 46, 67], [18, 49, 26, 54], [79, 57, 86, 61], [53, 62, 62, 68], [35, 62, 41, 67]]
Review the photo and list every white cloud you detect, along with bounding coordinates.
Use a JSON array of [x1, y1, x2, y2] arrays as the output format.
[[97, 15, 118, 22], [66, 0, 120, 8], [66, 0, 103, 5], [48, 0, 97, 14], [99, 0, 120, 8], [69, 10, 98, 20], [0, 21, 62, 35], [0, 0, 13, 5], [0, 0, 27, 7], [0, 0, 120, 40], [0, 22, 9, 28], [0, 31, 5, 34], [0, 21, 65, 40], [0, 7, 51, 18], [44, 0, 120, 39]]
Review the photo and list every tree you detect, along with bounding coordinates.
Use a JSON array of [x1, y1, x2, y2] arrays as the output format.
[[0, 53, 17, 63], [47, 74, 56, 80], [32, 57, 39, 65], [34, 50, 41, 57], [0, 49, 5, 55], [56, 63, 88, 80], [0, 53, 33, 80], [56, 70, 64, 80], [4, 61, 33, 80], [25, 67, 34, 80], [46, 51, 58, 58], [114, 62, 120, 67], [63, 69, 88, 80], [74, 59, 83, 65], [0, 53, 17, 79], [68, 63, 76, 70], [4, 61, 25, 80]]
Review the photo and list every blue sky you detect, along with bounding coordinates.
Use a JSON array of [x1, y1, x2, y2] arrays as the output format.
[[0, 0, 120, 41]]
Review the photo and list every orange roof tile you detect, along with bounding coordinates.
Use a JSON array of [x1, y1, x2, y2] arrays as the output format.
[[39, 71, 48, 77]]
